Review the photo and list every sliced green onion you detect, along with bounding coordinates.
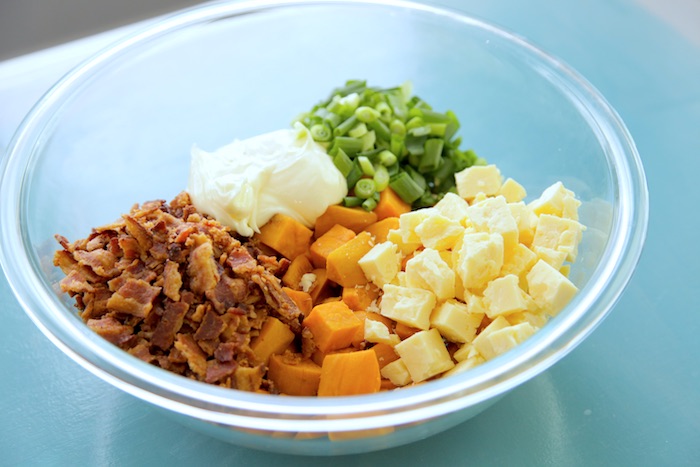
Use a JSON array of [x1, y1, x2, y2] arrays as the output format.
[[355, 106, 380, 123], [342, 196, 364, 207], [360, 130, 376, 152], [389, 171, 424, 204], [346, 161, 363, 189], [419, 138, 444, 173], [348, 122, 368, 138], [368, 119, 391, 142], [390, 119, 406, 136], [378, 150, 397, 167], [310, 123, 332, 142], [361, 197, 378, 212], [332, 149, 354, 177], [375, 101, 392, 122], [334, 115, 359, 137], [374, 164, 390, 191], [355, 178, 377, 199], [357, 156, 375, 176], [331, 136, 363, 156]]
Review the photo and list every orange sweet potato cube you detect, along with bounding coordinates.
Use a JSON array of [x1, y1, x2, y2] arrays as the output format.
[[317, 349, 381, 396], [309, 224, 356, 269], [256, 213, 313, 260], [363, 217, 400, 243], [326, 231, 374, 288], [302, 301, 362, 353], [314, 205, 378, 238]]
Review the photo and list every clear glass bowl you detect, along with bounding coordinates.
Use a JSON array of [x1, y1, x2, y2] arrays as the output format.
[[0, 0, 648, 456]]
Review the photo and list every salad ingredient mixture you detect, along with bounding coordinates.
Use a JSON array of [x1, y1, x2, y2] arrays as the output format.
[[294, 80, 485, 211], [54, 80, 586, 397], [188, 123, 347, 237]]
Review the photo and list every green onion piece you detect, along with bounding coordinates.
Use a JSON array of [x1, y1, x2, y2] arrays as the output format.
[[386, 92, 408, 120], [336, 92, 361, 117], [361, 197, 378, 212], [428, 123, 447, 137], [378, 150, 397, 167], [355, 178, 377, 199], [332, 149, 354, 177], [346, 161, 363, 189], [374, 165, 390, 191], [389, 171, 424, 204], [348, 122, 368, 138], [368, 119, 391, 142], [408, 125, 432, 137], [334, 115, 359, 137], [406, 134, 426, 157], [390, 119, 406, 136], [332, 136, 363, 156], [360, 130, 376, 152], [342, 196, 364, 207], [324, 111, 342, 129], [419, 138, 444, 173], [310, 123, 333, 142], [429, 157, 456, 192], [386, 162, 400, 176], [358, 156, 375, 176], [375, 101, 392, 122], [405, 165, 427, 191], [390, 134, 405, 160], [355, 106, 380, 123]]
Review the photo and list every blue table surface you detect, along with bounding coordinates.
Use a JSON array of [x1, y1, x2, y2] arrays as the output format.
[[1, 0, 699, 465]]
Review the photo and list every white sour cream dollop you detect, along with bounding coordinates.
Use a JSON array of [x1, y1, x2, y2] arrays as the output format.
[[187, 123, 347, 237]]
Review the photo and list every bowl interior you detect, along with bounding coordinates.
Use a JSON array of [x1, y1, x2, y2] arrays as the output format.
[[1, 0, 646, 455]]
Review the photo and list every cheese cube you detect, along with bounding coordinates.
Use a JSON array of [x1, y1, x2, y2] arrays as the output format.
[[481, 322, 537, 359], [472, 315, 510, 359], [453, 342, 479, 362], [467, 294, 488, 316], [398, 208, 437, 244], [414, 211, 464, 250], [364, 319, 400, 346], [483, 274, 529, 318], [380, 358, 412, 386], [533, 245, 567, 271], [444, 354, 486, 377], [380, 284, 436, 330], [526, 259, 579, 316], [508, 201, 537, 246], [386, 229, 421, 256], [507, 311, 547, 329], [466, 196, 519, 252], [531, 214, 584, 262], [454, 232, 504, 290], [455, 164, 503, 200], [500, 243, 538, 281], [394, 328, 455, 382], [358, 241, 401, 287], [430, 299, 483, 343], [498, 177, 527, 203], [528, 181, 581, 220], [405, 248, 456, 301], [434, 192, 471, 225]]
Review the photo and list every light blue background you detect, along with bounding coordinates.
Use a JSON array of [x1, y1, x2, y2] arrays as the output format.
[[1, 0, 698, 465]]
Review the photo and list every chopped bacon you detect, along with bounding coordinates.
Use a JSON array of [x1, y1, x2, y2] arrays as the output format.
[[193, 308, 226, 341], [174, 333, 207, 378], [151, 301, 189, 350], [162, 260, 182, 301], [205, 360, 237, 384], [187, 238, 220, 295], [86, 315, 133, 346], [106, 278, 161, 318]]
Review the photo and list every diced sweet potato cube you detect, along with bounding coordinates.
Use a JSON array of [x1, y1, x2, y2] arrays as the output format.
[[394, 321, 420, 340], [326, 231, 374, 288], [317, 349, 381, 396], [352, 310, 396, 348], [374, 187, 411, 220], [314, 205, 378, 238], [256, 213, 313, 260], [371, 343, 400, 369], [250, 317, 295, 365], [309, 224, 356, 269], [302, 301, 362, 353], [282, 286, 313, 316], [268, 353, 322, 396], [282, 254, 314, 290], [342, 284, 380, 311], [308, 268, 336, 305], [363, 217, 400, 243]]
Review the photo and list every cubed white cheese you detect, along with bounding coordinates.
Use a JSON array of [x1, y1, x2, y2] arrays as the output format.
[[483, 274, 530, 318], [526, 259, 579, 316], [405, 248, 456, 301], [430, 299, 483, 343], [533, 245, 567, 271], [498, 177, 527, 203], [528, 181, 581, 220], [358, 241, 401, 287], [454, 231, 504, 290], [472, 315, 510, 359], [379, 284, 436, 330], [380, 358, 412, 386], [481, 322, 537, 359], [443, 354, 486, 376], [466, 196, 519, 251], [387, 229, 421, 256], [414, 211, 465, 250], [531, 214, 584, 262], [398, 208, 437, 244], [500, 242, 538, 282], [394, 328, 455, 382], [455, 164, 503, 200], [434, 192, 471, 225], [364, 319, 400, 346], [508, 201, 537, 247]]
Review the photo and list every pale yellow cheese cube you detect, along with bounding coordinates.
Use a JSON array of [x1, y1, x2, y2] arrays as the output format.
[[380, 284, 436, 330], [500, 242, 538, 281], [466, 196, 519, 252], [434, 192, 471, 225], [414, 211, 464, 250], [453, 342, 478, 362], [394, 328, 455, 382], [455, 164, 503, 200], [531, 214, 584, 262], [444, 354, 486, 377], [380, 358, 412, 386], [405, 248, 456, 301], [358, 241, 401, 287], [364, 319, 400, 346], [466, 294, 488, 316], [508, 201, 537, 247], [507, 311, 547, 329], [526, 259, 579, 316], [430, 299, 483, 343], [528, 181, 581, 220], [472, 315, 510, 359], [454, 232, 504, 290], [498, 177, 527, 203], [483, 274, 530, 318], [398, 208, 437, 244], [387, 228, 421, 256], [533, 245, 567, 271], [482, 322, 537, 359]]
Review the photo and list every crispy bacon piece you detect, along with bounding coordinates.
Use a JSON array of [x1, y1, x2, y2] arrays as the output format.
[[151, 301, 189, 350], [106, 278, 161, 318], [86, 316, 133, 346]]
